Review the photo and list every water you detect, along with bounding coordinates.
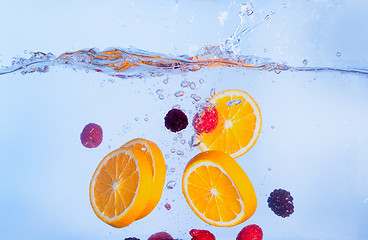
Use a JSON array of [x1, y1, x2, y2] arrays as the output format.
[[1, 0, 368, 240]]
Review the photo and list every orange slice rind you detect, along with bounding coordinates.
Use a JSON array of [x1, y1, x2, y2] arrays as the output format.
[[122, 138, 166, 220]]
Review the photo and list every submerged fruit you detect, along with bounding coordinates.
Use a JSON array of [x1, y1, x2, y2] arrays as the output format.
[[89, 147, 153, 228], [189, 229, 216, 240], [267, 188, 294, 218], [236, 224, 263, 240], [80, 123, 103, 148], [122, 138, 166, 220], [164, 109, 188, 132], [182, 151, 257, 227], [197, 89, 262, 158], [147, 231, 174, 240], [192, 105, 218, 134]]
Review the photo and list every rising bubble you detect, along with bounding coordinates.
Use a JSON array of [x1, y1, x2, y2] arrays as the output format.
[[166, 180, 176, 189]]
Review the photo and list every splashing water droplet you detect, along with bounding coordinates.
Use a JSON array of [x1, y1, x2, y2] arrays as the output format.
[[166, 180, 176, 189], [303, 59, 308, 66], [174, 91, 184, 97], [226, 99, 242, 106]]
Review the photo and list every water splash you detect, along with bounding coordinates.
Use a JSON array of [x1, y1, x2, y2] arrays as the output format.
[[1, 4, 368, 78]]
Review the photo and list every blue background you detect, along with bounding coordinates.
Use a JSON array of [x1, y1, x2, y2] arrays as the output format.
[[0, 0, 368, 239]]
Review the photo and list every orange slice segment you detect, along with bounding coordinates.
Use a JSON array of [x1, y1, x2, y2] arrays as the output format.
[[122, 138, 166, 220], [89, 148, 152, 228], [182, 151, 257, 227], [198, 89, 262, 158]]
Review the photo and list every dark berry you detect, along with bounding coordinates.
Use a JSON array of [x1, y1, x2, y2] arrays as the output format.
[[164, 109, 188, 132], [236, 224, 263, 240], [192, 105, 218, 134], [267, 188, 294, 218], [80, 123, 103, 148], [189, 229, 215, 240], [148, 232, 174, 240], [124, 238, 140, 240]]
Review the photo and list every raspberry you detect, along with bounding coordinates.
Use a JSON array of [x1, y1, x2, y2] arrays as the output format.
[[236, 224, 263, 240], [148, 232, 174, 240], [189, 229, 216, 240], [192, 105, 218, 134], [267, 188, 294, 218], [124, 238, 140, 240], [164, 109, 188, 132], [80, 123, 103, 148]]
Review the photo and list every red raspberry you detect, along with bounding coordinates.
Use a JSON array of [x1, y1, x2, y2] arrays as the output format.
[[148, 232, 174, 240], [80, 123, 103, 148], [189, 229, 215, 240], [236, 224, 263, 240], [192, 105, 218, 134]]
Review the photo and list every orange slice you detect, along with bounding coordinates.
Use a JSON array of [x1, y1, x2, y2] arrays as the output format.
[[198, 89, 262, 158], [89, 147, 153, 228], [122, 138, 166, 219], [182, 151, 257, 227]]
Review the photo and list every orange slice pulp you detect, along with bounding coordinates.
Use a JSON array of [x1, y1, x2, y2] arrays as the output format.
[[198, 89, 262, 158], [182, 151, 257, 227]]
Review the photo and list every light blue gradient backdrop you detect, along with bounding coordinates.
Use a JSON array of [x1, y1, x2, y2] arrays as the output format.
[[0, 0, 368, 239]]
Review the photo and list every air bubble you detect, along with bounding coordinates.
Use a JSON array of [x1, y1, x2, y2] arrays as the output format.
[[210, 88, 216, 97], [158, 94, 165, 100], [176, 150, 184, 155], [166, 180, 176, 189], [156, 89, 163, 94], [174, 91, 185, 97], [144, 117, 148, 121], [226, 99, 242, 106], [189, 82, 196, 90], [172, 104, 181, 109], [199, 79, 205, 84], [190, 134, 203, 148], [170, 168, 175, 172], [181, 80, 189, 87], [336, 52, 342, 57], [190, 94, 201, 102], [141, 147, 147, 151], [170, 148, 176, 153], [163, 78, 169, 84], [268, 167, 272, 171], [302, 59, 308, 66], [181, 139, 186, 145], [178, 133, 183, 138], [271, 125, 275, 129], [134, 117, 139, 121]]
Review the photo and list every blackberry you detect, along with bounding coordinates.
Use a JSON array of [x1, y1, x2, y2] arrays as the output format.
[[124, 238, 140, 240], [164, 109, 188, 132], [267, 188, 294, 218]]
